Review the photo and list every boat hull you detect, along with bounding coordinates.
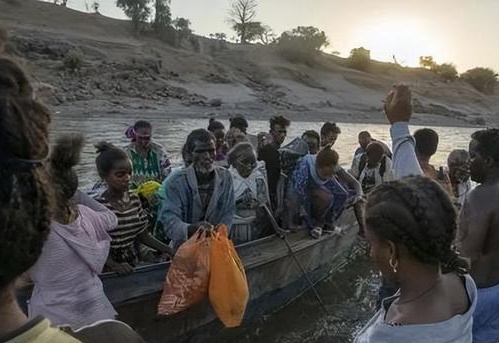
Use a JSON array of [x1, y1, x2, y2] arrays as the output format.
[[108, 209, 359, 342]]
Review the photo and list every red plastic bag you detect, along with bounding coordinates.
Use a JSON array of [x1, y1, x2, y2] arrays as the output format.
[[209, 225, 249, 327], [157, 229, 212, 316]]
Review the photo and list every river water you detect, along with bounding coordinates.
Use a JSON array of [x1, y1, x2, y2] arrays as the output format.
[[52, 112, 478, 189], [53, 113, 478, 342]]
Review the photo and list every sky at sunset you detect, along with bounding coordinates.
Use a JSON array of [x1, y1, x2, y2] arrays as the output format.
[[54, 0, 499, 72]]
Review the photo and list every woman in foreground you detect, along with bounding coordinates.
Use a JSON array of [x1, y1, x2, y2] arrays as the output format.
[[355, 176, 476, 342]]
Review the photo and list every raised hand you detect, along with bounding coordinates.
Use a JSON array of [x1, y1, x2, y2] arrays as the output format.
[[384, 84, 412, 124]]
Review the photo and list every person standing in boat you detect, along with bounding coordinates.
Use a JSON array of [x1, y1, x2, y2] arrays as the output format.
[[94, 142, 172, 275], [0, 57, 83, 343], [258, 115, 291, 209], [229, 114, 249, 134], [457, 128, 499, 343], [160, 129, 235, 250], [207, 118, 229, 165], [413, 128, 452, 192], [28, 134, 117, 329], [125, 120, 171, 189], [227, 142, 271, 244], [350, 142, 394, 194], [301, 130, 320, 155], [320, 122, 341, 147], [447, 149, 475, 210]]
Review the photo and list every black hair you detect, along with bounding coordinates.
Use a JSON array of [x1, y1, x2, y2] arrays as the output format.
[[471, 129, 499, 167], [316, 145, 339, 169], [207, 118, 225, 133], [302, 130, 320, 141], [50, 134, 84, 203], [320, 122, 341, 136], [366, 141, 384, 156], [0, 57, 52, 288], [358, 131, 371, 139], [366, 176, 468, 275], [269, 115, 290, 130], [414, 128, 439, 157], [230, 115, 248, 133], [133, 120, 152, 131], [95, 142, 129, 179], [184, 129, 215, 155]]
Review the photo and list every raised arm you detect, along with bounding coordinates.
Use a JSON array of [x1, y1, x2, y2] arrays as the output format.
[[384, 85, 423, 179]]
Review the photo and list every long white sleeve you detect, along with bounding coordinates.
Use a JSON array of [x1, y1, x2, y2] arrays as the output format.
[[390, 122, 423, 179]]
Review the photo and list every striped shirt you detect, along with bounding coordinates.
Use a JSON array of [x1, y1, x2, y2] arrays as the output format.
[[96, 193, 148, 265]]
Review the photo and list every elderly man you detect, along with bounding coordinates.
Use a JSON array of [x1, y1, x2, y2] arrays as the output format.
[[160, 129, 235, 250], [457, 129, 499, 343]]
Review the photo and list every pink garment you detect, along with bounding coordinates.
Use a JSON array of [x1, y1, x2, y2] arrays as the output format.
[[28, 205, 118, 329]]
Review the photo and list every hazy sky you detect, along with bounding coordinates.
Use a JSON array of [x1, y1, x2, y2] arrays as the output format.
[[62, 0, 499, 72]]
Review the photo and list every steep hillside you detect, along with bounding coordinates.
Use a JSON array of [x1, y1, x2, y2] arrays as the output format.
[[1, 0, 498, 126]]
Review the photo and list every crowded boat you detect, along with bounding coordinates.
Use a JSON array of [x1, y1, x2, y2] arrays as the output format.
[[1, 54, 499, 343]]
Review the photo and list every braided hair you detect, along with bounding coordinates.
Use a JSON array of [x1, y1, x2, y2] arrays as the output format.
[[365, 176, 468, 275], [0, 57, 52, 288]]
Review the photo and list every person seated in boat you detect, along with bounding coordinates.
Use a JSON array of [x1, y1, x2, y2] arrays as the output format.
[[413, 128, 452, 192], [227, 142, 271, 244], [207, 118, 229, 165], [258, 115, 291, 209], [447, 149, 475, 210], [0, 57, 83, 343], [94, 142, 172, 275], [350, 142, 394, 194], [320, 122, 341, 147], [28, 134, 118, 329], [124, 120, 171, 189], [302, 130, 320, 155], [457, 128, 499, 343], [285, 145, 342, 237], [160, 129, 235, 250], [355, 176, 476, 343]]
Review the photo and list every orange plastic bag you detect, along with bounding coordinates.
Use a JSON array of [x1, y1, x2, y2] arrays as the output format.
[[157, 229, 212, 316], [209, 225, 249, 328]]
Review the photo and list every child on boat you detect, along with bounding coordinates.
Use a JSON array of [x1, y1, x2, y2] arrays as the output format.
[[94, 142, 172, 275], [28, 135, 118, 329]]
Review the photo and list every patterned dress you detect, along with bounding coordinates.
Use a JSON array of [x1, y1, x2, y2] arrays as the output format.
[[125, 142, 171, 189], [96, 192, 149, 265]]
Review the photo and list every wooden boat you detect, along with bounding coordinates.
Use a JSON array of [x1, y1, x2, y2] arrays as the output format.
[[18, 209, 359, 343]]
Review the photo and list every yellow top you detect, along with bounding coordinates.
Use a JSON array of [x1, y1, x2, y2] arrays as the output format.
[[2, 318, 81, 343]]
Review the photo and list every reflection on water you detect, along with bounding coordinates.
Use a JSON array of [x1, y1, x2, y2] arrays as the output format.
[[52, 112, 478, 189]]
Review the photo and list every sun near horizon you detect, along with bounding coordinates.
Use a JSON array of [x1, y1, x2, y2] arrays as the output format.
[[347, 16, 444, 68]]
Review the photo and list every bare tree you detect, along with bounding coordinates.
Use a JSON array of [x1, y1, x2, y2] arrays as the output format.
[[228, 0, 258, 44]]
